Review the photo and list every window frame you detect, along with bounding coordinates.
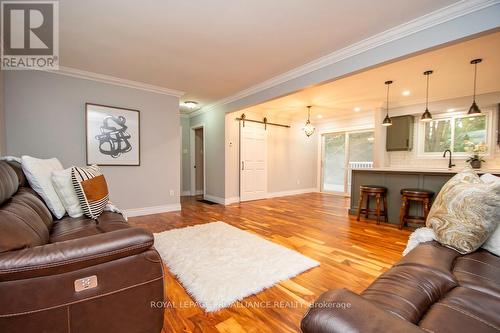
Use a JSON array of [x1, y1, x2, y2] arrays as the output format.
[[416, 108, 494, 159]]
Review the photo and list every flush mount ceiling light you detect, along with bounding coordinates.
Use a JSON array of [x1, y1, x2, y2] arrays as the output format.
[[183, 101, 199, 109], [317, 114, 323, 119], [402, 90, 411, 96], [354, 107, 361, 112], [447, 108, 456, 112], [468, 58, 482, 115], [382, 80, 393, 127], [420, 70, 433, 122], [303, 105, 315, 137]]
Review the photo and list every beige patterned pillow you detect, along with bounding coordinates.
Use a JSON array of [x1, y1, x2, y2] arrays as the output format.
[[426, 168, 500, 254]]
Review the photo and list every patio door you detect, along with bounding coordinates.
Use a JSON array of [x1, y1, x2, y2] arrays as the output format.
[[321, 130, 374, 195]]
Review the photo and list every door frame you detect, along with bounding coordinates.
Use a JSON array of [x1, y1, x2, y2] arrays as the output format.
[[190, 123, 206, 197], [318, 125, 373, 196], [239, 121, 268, 202]]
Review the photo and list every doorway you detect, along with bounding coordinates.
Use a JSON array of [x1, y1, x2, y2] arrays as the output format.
[[321, 130, 374, 195], [240, 121, 267, 201], [190, 124, 205, 196]]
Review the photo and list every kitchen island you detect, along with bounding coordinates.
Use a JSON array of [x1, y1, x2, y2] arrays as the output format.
[[348, 167, 500, 226]]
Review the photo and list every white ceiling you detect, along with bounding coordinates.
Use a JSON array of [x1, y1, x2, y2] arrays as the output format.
[[57, 0, 460, 111], [241, 31, 500, 123]]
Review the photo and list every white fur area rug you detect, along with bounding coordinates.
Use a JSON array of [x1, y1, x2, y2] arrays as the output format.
[[154, 221, 319, 312]]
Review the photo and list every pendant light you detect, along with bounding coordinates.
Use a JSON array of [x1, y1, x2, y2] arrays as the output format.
[[468, 58, 482, 115], [420, 70, 433, 122], [303, 105, 315, 137], [382, 80, 393, 127]]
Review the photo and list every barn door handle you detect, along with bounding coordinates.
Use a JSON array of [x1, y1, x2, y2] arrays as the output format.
[[241, 161, 245, 170]]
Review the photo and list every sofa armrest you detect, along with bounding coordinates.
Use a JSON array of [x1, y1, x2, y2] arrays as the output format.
[[0, 227, 154, 281], [301, 289, 425, 333]]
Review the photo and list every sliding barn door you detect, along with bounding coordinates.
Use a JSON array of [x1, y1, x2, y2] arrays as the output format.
[[240, 122, 267, 201]]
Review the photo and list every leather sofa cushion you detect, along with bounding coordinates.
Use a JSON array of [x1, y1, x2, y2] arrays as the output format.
[[0, 227, 155, 281], [0, 161, 18, 205], [0, 188, 53, 253], [362, 264, 457, 323], [419, 287, 500, 333], [50, 212, 130, 243], [5, 161, 28, 188], [453, 250, 500, 298]]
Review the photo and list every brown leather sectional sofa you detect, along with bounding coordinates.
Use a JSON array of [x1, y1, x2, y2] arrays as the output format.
[[301, 241, 500, 333], [0, 161, 165, 333]]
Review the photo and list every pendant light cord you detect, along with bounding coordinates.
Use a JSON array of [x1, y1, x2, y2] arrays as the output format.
[[425, 73, 430, 109], [386, 83, 390, 116], [307, 106, 311, 122], [473, 62, 477, 102]]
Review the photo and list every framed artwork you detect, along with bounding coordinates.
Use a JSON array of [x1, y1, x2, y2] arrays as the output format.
[[85, 103, 140, 166]]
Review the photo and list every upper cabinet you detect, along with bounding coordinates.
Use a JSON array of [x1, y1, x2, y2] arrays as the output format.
[[386, 115, 414, 151]]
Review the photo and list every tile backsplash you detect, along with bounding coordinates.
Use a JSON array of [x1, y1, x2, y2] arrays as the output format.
[[388, 147, 500, 170]]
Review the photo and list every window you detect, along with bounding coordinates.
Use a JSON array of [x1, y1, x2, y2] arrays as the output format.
[[418, 111, 490, 157]]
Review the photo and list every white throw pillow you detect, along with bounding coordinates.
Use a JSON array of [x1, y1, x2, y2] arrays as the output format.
[[479, 173, 500, 255], [483, 224, 500, 256], [480, 173, 500, 184], [21, 156, 66, 219], [52, 168, 83, 218]]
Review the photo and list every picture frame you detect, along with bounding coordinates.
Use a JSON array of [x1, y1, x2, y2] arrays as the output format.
[[85, 103, 140, 166]]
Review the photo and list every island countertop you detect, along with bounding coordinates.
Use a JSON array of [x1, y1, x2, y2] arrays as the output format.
[[351, 167, 500, 174], [348, 167, 499, 226]]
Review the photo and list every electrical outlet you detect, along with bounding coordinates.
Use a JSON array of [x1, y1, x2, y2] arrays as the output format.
[[169, 190, 175, 196]]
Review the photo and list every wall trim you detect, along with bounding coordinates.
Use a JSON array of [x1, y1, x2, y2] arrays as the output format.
[[206, 189, 318, 205], [224, 196, 240, 205], [124, 203, 181, 217], [266, 188, 318, 199], [181, 190, 191, 196], [192, 0, 498, 118], [44, 66, 185, 97], [204, 194, 226, 205]]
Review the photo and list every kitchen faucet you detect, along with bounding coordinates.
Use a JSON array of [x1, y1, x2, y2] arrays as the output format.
[[443, 149, 455, 169]]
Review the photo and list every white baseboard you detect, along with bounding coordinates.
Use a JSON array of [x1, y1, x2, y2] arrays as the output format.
[[124, 203, 181, 217], [266, 188, 318, 198], [195, 190, 204, 195], [224, 196, 240, 205], [203, 194, 226, 205], [181, 190, 191, 196]]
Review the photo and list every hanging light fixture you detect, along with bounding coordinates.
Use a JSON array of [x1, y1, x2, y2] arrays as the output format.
[[420, 70, 433, 122], [303, 105, 315, 137], [382, 80, 393, 127], [468, 58, 482, 115]]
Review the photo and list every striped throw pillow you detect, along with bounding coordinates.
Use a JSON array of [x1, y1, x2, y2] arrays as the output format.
[[71, 165, 109, 219]]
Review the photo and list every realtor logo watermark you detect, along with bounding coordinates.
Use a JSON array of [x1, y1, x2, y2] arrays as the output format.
[[1, 1, 59, 70]]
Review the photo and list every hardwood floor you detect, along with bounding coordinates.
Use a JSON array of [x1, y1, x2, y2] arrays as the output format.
[[129, 193, 412, 333]]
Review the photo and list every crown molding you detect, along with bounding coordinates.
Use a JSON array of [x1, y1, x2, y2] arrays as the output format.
[[179, 113, 190, 119], [44, 66, 185, 97], [195, 0, 498, 118]]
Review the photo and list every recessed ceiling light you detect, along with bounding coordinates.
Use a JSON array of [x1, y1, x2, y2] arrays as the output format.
[[447, 108, 456, 112], [183, 101, 199, 109], [353, 107, 361, 112], [402, 90, 411, 96], [317, 114, 323, 119]]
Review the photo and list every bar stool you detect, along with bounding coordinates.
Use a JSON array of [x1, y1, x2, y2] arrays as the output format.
[[356, 185, 388, 224], [399, 188, 434, 229]]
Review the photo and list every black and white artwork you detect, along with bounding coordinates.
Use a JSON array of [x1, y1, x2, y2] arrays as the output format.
[[86, 103, 140, 166]]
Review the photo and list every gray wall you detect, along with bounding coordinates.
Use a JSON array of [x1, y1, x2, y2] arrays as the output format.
[[190, 108, 226, 199], [4, 71, 180, 210], [180, 116, 191, 194], [0, 69, 4, 155]]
